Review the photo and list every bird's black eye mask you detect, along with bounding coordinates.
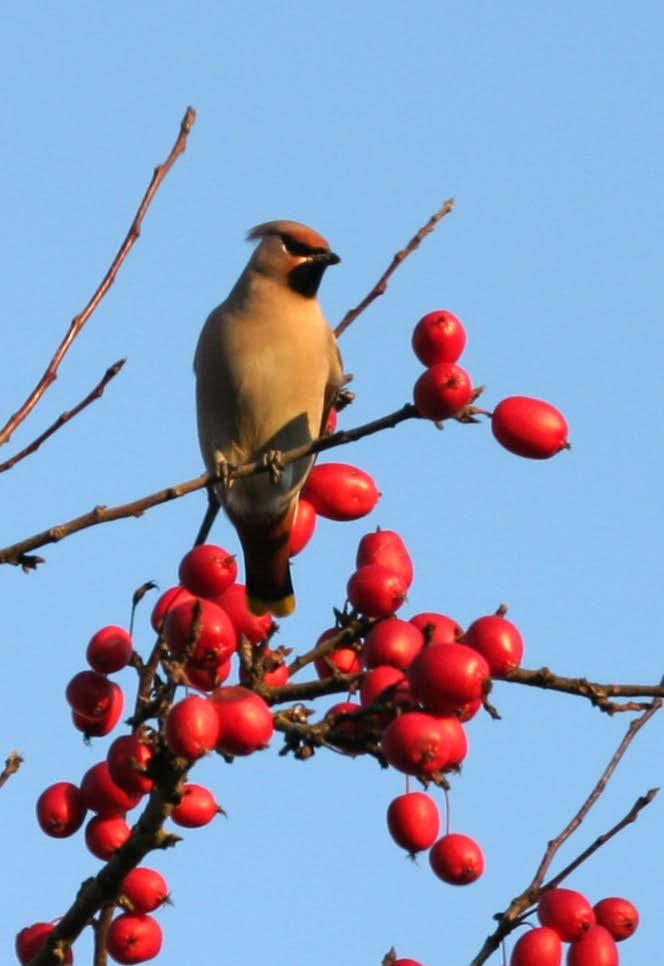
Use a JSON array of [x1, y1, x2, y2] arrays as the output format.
[[281, 234, 329, 258]]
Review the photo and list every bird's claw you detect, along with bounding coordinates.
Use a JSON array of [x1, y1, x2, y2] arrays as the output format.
[[215, 459, 232, 489], [262, 449, 285, 484], [334, 387, 355, 411]]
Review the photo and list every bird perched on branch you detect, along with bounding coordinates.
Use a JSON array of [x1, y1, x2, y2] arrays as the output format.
[[194, 220, 345, 618]]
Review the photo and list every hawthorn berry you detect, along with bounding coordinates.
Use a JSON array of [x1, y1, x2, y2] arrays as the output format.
[[510, 926, 563, 966], [464, 613, 524, 678], [121, 867, 169, 914], [387, 792, 440, 854], [211, 686, 274, 756], [86, 625, 133, 674], [165, 695, 220, 760], [239, 647, 289, 688], [409, 612, 462, 645], [435, 716, 469, 768], [66, 670, 118, 721], [80, 762, 142, 815], [171, 783, 221, 828], [593, 896, 639, 941], [537, 888, 596, 942], [106, 913, 163, 964], [491, 395, 569, 459], [356, 529, 414, 589], [413, 362, 473, 420], [107, 734, 155, 796], [290, 498, 317, 556], [429, 833, 484, 885], [162, 596, 236, 664], [213, 583, 273, 644], [184, 654, 233, 692], [363, 618, 424, 670], [567, 925, 618, 966], [347, 565, 407, 618], [408, 643, 490, 715], [360, 666, 413, 710], [412, 309, 467, 366], [178, 543, 237, 598], [302, 463, 381, 521], [15, 923, 73, 965], [36, 782, 87, 838], [381, 712, 450, 776], [85, 814, 131, 860], [150, 585, 195, 633], [72, 681, 124, 737]]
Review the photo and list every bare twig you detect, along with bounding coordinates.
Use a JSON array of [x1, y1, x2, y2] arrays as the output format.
[[0, 751, 23, 791], [0, 403, 419, 570], [0, 360, 125, 474], [0, 106, 196, 448], [92, 903, 114, 966], [334, 198, 455, 338], [505, 666, 664, 713], [468, 697, 662, 965]]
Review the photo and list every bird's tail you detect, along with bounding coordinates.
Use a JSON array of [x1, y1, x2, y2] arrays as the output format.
[[232, 500, 297, 618]]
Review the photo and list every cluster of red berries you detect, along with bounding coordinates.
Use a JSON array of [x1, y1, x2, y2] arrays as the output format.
[[312, 527, 526, 888], [511, 888, 639, 965], [411, 309, 569, 459]]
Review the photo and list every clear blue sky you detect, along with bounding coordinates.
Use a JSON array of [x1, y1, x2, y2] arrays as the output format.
[[2, 3, 663, 963]]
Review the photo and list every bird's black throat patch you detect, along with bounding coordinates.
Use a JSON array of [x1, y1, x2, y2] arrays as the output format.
[[287, 261, 327, 298]]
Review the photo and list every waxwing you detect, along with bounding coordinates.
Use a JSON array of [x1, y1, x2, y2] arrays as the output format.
[[194, 220, 345, 617]]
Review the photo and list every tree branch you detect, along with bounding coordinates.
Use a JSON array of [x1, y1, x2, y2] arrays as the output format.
[[0, 751, 23, 791], [468, 696, 662, 965], [0, 106, 196, 448], [334, 198, 455, 339], [505, 666, 664, 713], [0, 360, 125, 474], [0, 403, 420, 570]]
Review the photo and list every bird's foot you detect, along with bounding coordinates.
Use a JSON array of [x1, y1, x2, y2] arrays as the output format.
[[215, 457, 232, 489], [334, 386, 355, 411], [262, 449, 285, 484]]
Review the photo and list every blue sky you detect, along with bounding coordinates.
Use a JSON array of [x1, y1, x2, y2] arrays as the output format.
[[2, 3, 663, 964]]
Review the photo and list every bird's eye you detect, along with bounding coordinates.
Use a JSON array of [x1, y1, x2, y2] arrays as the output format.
[[281, 234, 328, 258]]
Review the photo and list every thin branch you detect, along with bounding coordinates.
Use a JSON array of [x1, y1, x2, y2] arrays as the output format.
[[468, 696, 662, 965], [92, 903, 114, 966], [0, 360, 125, 474], [334, 198, 455, 338], [0, 403, 419, 570], [0, 106, 196, 448], [505, 666, 664, 713], [0, 751, 23, 791]]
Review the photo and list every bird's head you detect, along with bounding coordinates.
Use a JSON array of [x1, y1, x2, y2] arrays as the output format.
[[246, 220, 340, 297]]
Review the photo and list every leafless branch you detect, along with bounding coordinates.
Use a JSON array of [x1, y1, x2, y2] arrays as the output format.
[[0, 106, 196, 449], [506, 666, 664, 713], [468, 696, 662, 965], [334, 198, 455, 338], [0, 751, 23, 791], [92, 903, 114, 966], [0, 360, 125, 474], [0, 403, 420, 570]]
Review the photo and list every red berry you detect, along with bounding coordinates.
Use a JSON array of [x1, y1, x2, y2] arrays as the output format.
[[107, 735, 155, 796], [302, 463, 381, 521], [324, 702, 366, 745], [567, 925, 618, 966], [360, 666, 413, 709], [36, 782, 87, 838], [387, 792, 440, 854], [538, 888, 596, 942], [410, 612, 462, 645], [413, 363, 473, 420], [211, 686, 274, 756], [290, 499, 317, 556], [239, 647, 289, 688], [492, 396, 569, 459], [408, 644, 490, 714], [325, 408, 338, 433], [347, 565, 407, 618], [429, 833, 484, 885], [165, 695, 220, 760], [184, 654, 233, 692], [510, 927, 563, 966], [214, 583, 274, 645], [85, 814, 131, 859], [412, 309, 467, 366], [314, 644, 362, 679], [121, 867, 169, 914], [150, 585, 195, 633], [163, 596, 237, 664], [171, 783, 220, 828], [106, 913, 162, 964], [66, 670, 118, 720], [80, 762, 142, 815], [381, 712, 450, 775], [464, 613, 524, 678], [72, 681, 124, 737], [593, 896, 639, 941], [394, 960, 425, 966], [16, 923, 73, 965], [363, 618, 424, 670], [356, 529, 414, 589], [435, 716, 469, 768], [178, 544, 237, 598], [86, 625, 133, 674]]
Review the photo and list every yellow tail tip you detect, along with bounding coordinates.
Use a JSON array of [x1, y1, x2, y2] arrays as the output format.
[[248, 594, 296, 618]]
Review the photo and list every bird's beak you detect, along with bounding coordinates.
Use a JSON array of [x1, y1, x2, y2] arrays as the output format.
[[315, 251, 341, 266]]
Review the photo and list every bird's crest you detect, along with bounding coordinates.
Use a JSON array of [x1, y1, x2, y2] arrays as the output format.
[[247, 220, 332, 253]]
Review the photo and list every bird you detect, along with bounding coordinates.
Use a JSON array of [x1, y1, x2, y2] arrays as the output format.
[[194, 219, 345, 618]]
